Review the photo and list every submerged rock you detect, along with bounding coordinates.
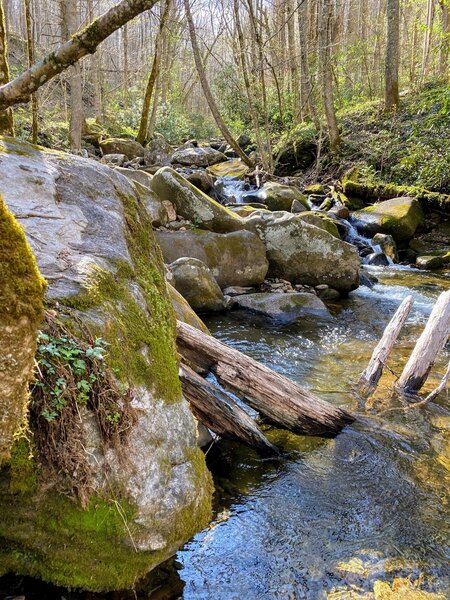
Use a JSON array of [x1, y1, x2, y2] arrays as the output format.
[[155, 229, 268, 288], [352, 197, 425, 242], [169, 257, 226, 313], [171, 147, 227, 167], [0, 137, 212, 591], [234, 292, 329, 323]]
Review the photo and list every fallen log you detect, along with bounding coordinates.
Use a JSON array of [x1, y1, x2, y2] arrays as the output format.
[[359, 295, 414, 396], [180, 364, 277, 454], [176, 321, 354, 436], [397, 290, 450, 394]]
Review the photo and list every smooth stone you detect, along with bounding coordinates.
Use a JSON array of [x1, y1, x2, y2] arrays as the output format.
[[372, 232, 398, 262], [233, 292, 330, 323], [171, 147, 227, 167], [100, 138, 145, 160], [352, 197, 425, 242], [366, 252, 390, 266], [169, 257, 226, 313]]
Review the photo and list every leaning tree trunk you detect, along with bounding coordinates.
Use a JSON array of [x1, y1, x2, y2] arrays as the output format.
[[320, 0, 340, 150], [183, 0, 253, 167], [24, 0, 38, 143], [0, 0, 14, 135], [385, 0, 400, 110], [136, 0, 171, 145], [0, 0, 159, 111]]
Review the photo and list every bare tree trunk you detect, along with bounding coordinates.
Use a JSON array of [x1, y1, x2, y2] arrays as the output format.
[[320, 0, 340, 150], [298, 0, 316, 122], [359, 295, 414, 396], [421, 0, 436, 84], [0, 0, 159, 112], [136, 0, 170, 145], [397, 290, 450, 394], [439, 0, 450, 79], [385, 0, 400, 110], [86, 0, 103, 124], [24, 0, 38, 143], [61, 0, 83, 151], [183, 0, 253, 167], [287, 0, 299, 119], [122, 22, 129, 108], [0, 0, 14, 135]]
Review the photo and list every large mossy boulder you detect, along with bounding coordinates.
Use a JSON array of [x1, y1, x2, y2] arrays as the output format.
[[100, 138, 145, 160], [243, 211, 360, 292], [0, 137, 212, 591], [0, 197, 46, 464], [254, 182, 309, 212], [352, 197, 425, 242], [169, 257, 226, 313], [150, 167, 243, 233], [299, 211, 340, 238], [171, 147, 227, 167], [206, 158, 250, 179], [155, 229, 268, 288]]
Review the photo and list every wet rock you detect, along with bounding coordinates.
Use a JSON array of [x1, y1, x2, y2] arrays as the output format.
[[143, 134, 173, 166], [416, 252, 450, 270], [366, 252, 390, 266], [291, 198, 309, 213], [167, 283, 209, 334], [328, 205, 350, 220], [274, 136, 317, 176], [100, 138, 145, 160], [223, 286, 256, 296], [359, 270, 378, 288], [155, 229, 268, 288], [244, 182, 309, 212], [185, 170, 214, 193], [243, 211, 360, 292], [171, 147, 227, 167], [372, 233, 398, 262], [299, 210, 341, 238], [233, 292, 329, 323], [169, 257, 226, 313], [352, 197, 425, 242], [315, 284, 341, 301]]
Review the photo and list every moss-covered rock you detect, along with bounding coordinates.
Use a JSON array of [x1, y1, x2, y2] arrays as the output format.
[[0, 197, 46, 464], [155, 228, 268, 288], [241, 182, 310, 212], [206, 158, 250, 179], [299, 211, 341, 238], [171, 147, 227, 167], [169, 257, 226, 313], [0, 137, 213, 591], [352, 197, 425, 242], [416, 252, 450, 270], [150, 167, 244, 233]]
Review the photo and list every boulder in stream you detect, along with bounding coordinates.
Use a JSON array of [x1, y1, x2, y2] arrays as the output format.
[[171, 147, 227, 167], [0, 137, 212, 592], [352, 197, 424, 242], [206, 159, 250, 179], [100, 138, 145, 160], [169, 257, 226, 313], [234, 292, 329, 323]]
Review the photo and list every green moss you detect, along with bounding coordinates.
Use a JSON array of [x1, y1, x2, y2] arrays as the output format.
[[8, 437, 38, 495]]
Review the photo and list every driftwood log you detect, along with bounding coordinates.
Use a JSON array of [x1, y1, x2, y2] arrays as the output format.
[[177, 321, 354, 436], [397, 290, 450, 394], [180, 364, 277, 454], [359, 295, 414, 396]]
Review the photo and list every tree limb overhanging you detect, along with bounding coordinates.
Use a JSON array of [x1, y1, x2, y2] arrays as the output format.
[[0, 0, 158, 111]]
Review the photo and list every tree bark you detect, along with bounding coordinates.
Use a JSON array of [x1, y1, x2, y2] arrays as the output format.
[[180, 364, 277, 454], [136, 0, 170, 145], [183, 0, 253, 167], [0, 0, 158, 112], [397, 290, 450, 394], [177, 321, 354, 436], [421, 0, 436, 84], [0, 0, 14, 135], [359, 295, 414, 396], [320, 0, 340, 150], [24, 0, 38, 143], [439, 0, 450, 79], [385, 0, 400, 110]]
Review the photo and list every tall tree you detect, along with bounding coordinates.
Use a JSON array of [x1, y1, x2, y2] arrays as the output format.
[[24, 0, 38, 143], [439, 0, 450, 78], [385, 0, 400, 110], [320, 0, 340, 150], [0, 0, 13, 135], [183, 0, 253, 167]]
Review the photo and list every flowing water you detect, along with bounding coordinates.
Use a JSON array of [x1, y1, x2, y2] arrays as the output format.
[[176, 266, 450, 599]]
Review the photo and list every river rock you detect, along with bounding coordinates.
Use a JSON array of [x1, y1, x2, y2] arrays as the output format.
[[171, 147, 227, 167], [366, 252, 390, 266], [155, 229, 268, 288], [299, 211, 341, 238], [130, 180, 170, 227], [100, 153, 126, 166], [150, 167, 243, 233], [100, 138, 145, 160], [372, 233, 398, 262], [167, 283, 209, 333], [144, 133, 172, 166], [185, 170, 214, 193], [234, 292, 329, 323], [243, 182, 309, 212], [115, 166, 153, 188], [237, 133, 252, 150], [243, 211, 360, 292], [352, 197, 424, 242], [416, 252, 450, 270], [206, 159, 250, 179], [169, 258, 226, 313], [0, 137, 212, 591]]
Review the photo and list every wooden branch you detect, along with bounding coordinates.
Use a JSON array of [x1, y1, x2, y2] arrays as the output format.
[[176, 321, 354, 436], [180, 364, 277, 454], [406, 360, 450, 409], [397, 290, 450, 394], [0, 0, 158, 110], [359, 295, 414, 396]]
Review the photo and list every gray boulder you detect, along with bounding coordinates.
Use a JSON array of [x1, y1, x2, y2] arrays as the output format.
[[171, 147, 227, 167], [234, 292, 329, 323], [144, 134, 173, 166], [352, 197, 424, 242], [170, 258, 226, 313], [155, 229, 268, 288], [100, 138, 145, 160], [244, 211, 360, 292]]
